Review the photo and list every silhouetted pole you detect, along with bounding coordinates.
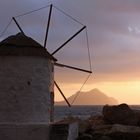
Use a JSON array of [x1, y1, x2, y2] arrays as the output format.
[[12, 17, 25, 34], [44, 4, 53, 48], [54, 81, 71, 107]]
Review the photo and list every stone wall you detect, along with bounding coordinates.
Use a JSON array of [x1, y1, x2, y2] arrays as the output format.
[[0, 124, 50, 140], [50, 122, 78, 140], [0, 56, 54, 123]]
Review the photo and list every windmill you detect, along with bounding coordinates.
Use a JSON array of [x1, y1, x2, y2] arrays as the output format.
[[0, 4, 92, 108]]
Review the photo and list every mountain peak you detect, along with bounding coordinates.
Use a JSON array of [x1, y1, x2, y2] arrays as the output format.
[[55, 88, 118, 105], [90, 88, 103, 93]]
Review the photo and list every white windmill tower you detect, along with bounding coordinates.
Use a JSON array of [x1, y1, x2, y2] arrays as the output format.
[[0, 4, 92, 140]]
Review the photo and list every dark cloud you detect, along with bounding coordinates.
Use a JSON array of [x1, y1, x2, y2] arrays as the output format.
[[1, 0, 140, 83]]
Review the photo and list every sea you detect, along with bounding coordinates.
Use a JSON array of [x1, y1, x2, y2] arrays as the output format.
[[54, 105, 140, 121]]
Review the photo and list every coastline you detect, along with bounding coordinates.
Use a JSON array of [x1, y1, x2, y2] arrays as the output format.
[[54, 104, 140, 140]]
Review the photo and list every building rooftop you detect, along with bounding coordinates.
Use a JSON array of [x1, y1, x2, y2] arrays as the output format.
[[0, 33, 56, 61]]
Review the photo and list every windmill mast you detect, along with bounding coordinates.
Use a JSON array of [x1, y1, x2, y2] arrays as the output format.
[[12, 17, 25, 34], [44, 4, 53, 48]]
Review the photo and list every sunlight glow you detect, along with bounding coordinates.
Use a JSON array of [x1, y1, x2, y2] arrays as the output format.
[[55, 81, 140, 105]]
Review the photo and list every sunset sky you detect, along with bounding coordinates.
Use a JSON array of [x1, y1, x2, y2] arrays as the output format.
[[1, 0, 140, 104]]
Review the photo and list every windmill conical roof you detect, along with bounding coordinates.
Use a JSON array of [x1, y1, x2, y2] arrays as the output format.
[[0, 33, 56, 60]]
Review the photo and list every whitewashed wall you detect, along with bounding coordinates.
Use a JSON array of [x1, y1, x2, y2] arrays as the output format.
[[0, 56, 54, 124]]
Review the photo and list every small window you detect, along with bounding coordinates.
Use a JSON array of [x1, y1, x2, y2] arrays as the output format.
[[27, 81, 31, 85]]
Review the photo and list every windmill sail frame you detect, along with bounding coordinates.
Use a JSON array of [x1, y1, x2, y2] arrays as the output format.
[[0, 4, 92, 107]]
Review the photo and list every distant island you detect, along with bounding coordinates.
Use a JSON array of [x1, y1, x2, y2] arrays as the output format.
[[55, 88, 118, 105]]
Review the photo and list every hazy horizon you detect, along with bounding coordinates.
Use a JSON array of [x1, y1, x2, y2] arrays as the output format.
[[55, 87, 140, 105]]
